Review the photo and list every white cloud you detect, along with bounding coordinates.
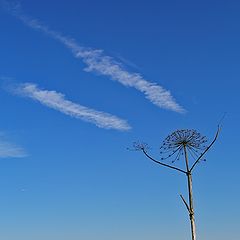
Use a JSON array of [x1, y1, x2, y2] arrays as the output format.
[[13, 83, 131, 131], [82, 51, 185, 112], [1, 0, 186, 113], [0, 134, 27, 158]]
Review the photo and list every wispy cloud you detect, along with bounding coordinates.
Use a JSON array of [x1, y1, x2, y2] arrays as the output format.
[[1, 0, 186, 113], [0, 133, 27, 158], [12, 83, 131, 131]]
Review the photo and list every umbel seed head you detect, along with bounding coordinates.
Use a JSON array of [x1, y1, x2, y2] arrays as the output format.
[[160, 129, 208, 163]]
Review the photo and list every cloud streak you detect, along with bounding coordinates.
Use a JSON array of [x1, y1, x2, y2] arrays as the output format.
[[12, 83, 131, 131], [0, 134, 27, 158], [1, 0, 185, 113]]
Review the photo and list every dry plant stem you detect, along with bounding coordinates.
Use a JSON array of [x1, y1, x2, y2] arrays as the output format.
[[184, 145, 196, 240], [138, 127, 220, 240], [190, 125, 221, 172], [142, 149, 187, 174]]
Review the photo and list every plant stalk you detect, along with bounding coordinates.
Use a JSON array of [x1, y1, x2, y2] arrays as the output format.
[[184, 145, 196, 240], [187, 172, 196, 240]]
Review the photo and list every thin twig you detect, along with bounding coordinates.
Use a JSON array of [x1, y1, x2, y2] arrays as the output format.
[[190, 125, 221, 172], [180, 194, 190, 213], [142, 149, 187, 174]]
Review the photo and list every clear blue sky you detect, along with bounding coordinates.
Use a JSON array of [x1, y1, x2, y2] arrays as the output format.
[[0, 0, 239, 239]]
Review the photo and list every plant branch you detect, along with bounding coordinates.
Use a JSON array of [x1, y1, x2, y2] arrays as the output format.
[[142, 149, 187, 174], [190, 125, 221, 172], [180, 194, 190, 213]]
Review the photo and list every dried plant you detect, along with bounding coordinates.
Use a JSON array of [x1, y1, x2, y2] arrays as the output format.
[[133, 126, 221, 240], [159, 129, 208, 163]]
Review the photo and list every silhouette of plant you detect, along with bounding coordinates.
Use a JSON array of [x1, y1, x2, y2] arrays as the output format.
[[132, 126, 221, 240]]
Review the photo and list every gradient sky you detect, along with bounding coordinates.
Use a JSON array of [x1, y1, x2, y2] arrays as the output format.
[[0, 0, 239, 239]]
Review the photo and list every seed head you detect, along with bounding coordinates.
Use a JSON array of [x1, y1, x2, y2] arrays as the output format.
[[160, 129, 208, 163]]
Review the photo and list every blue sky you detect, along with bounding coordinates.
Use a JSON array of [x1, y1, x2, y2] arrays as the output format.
[[0, 0, 239, 239]]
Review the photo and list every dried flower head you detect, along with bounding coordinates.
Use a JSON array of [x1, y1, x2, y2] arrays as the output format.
[[160, 129, 208, 163], [132, 141, 149, 151]]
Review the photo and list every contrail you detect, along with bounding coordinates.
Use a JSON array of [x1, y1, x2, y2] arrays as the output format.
[[1, 0, 186, 113], [13, 83, 131, 131], [0, 132, 27, 158]]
